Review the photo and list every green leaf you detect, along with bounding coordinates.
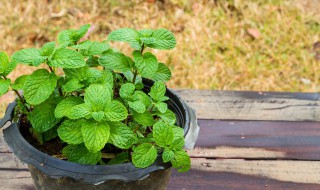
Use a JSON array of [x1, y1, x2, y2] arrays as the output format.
[[0, 78, 11, 96], [43, 126, 58, 142], [92, 111, 105, 122], [108, 28, 141, 49], [134, 91, 151, 108], [40, 42, 56, 56], [49, 48, 86, 68], [171, 150, 191, 172], [23, 69, 57, 105], [162, 149, 174, 163], [98, 70, 114, 91], [81, 121, 110, 152], [107, 152, 129, 165], [109, 122, 137, 149], [104, 100, 128, 121], [57, 24, 90, 46], [143, 29, 176, 50], [2, 61, 17, 77], [152, 63, 172, 82], [153, 121, 174, 147], [85, 84, 111, 111], [157, 109, 176, 125], [132, 143, 157, 168], [86, 68, 103, 83], [133, 51, 158, 78], [28, 99, 61, 133], [133, 111, 155, 126], [0, 52, 16, 76], [11, 75, 28, 90], [62, 78, 84, 93], [62, 144, 101, 164], [11, 48, 45, 66], [55, 96, 84, 118], [98, 50, 132, 72], [71, 41, 110, 56], [170, 137, 185, 150], [172, 126, 184, 141], [149, 81, 166, 101], [66, 103, 91, 119], [123, 71, 142, 85], [57, 120, 83, 144], [119, 83, 135, 99], [128, 101, 146, 113], [156, 102, 167, 113]]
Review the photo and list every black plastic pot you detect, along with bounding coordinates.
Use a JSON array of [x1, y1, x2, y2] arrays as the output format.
[[0, 80, 199, 190]]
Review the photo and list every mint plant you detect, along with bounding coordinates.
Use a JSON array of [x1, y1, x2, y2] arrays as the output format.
[[0, 25, 190, 172]]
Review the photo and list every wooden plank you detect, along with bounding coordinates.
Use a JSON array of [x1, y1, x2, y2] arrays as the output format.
[[187, 120, 320, 160], [0, 153, 28, 169], [0, 169, 34, 190], [175, 90, 320, 121]]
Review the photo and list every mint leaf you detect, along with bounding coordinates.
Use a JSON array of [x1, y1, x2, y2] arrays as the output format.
[[170, 137, 185, 150], [98, 50, 132, 72], [128, 101, 146, 113], [132, 143, 157, 168], [92, 111, 105, 122], [28, 99, 61, 133], [171, 150, 191, 172], [152, 63, 172, 82], [123, 71, 142, 85], [156, 102, 167, 113], [66, 103, 91, 119], [0, 52, 16, 76], [143, 29, 176, 50], [149, 81, 166, 101], [133, 51, 158, 78], [86, 68, 103, 83], [11, 75, 28, 90], [40, 42, 56, 56], [134, 91, 151, 108], [157, 109, 176, 125], [62, 78, 84, 92], [49, 48, 86, 68], [85, 84, 111, 111], [62, 144, 101, 165], [153, 121, 174, 147], [107, 152, 129, 165], [108, 28, 141, 49], [0, 78, 11, 96], [98, 70, 114, 91], [133, 111, 155, 126], [81, 121, 110, 152], [57, 24, 90, 46], [23, 69, 57, 105], [109, 122, 137, 149], [119, 83, 135, 99], [162, 149, 174, 163], [72, 41, 110, 56], [172, 125, 184, 140], [104, 100, 128, 121], [12, 48, 45, 66], [55, 96, 84, 118], [57, 120, 83, 144]]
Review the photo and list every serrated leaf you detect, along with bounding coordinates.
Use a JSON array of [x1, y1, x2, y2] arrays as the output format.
[[92, 111, 105, 122], [171, 150, 191, 172], [98, 50, 132, 72], [104, 100, 128, 121], [0, 52, 16, 76], [153, 121, 174, 147], [81, 121, 110, 152], [123, 71, 142, 85], [28, 99, 61, 133], [40, 42, 56, 56], [149, 81, 166, 101], [156, 102, 167, 113], [72, 41, 110, 56], [62, 144, 101, 164], [0, 78, 11, 96], [128, 101, 146, 113], [57, 120, 83, 144], [143, 29, 176, 50], [172, 125, 184, 140], [162, 149, 174, 163], [109, 122, 137, 149], [170, 137, 185, 150], [86, 56, 99, 67], [107, 152, 129, 165], [132, 143, 157, 168], [66, 103, 91, 119], [87, 68, 103, 83], [43, 126, 58, 142], [62, 78, 84, 93], [2, 60, 17, 77], [23, 69, 57, 105], [157, 109, 176, 125], [152, 63, 172, 82], [134, 91, 151, 108], [55, 96, 84, 118], [133, 51, 158, 78], [49, 48, 86, 68], [11, 75, 28, 90], [98, 70, 114, 90], [119, 83, 135, 99], [108, 28, 141, 49], [12, 48, 45, 66], [58, 24, 90, 46], [133, 111, 155, 126], [85, 84, 111, 111]]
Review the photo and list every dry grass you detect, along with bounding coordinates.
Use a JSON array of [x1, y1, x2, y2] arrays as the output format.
[[0, 0, 320, 116]]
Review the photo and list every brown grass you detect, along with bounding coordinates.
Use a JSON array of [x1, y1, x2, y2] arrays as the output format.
[[0, 0, 320, 116]]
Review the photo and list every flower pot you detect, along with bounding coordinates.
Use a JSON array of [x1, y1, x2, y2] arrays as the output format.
[[0, 80, 199, 190]]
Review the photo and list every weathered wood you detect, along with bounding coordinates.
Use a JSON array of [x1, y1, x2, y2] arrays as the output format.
[[175, 90, 320, 121], [187, 120, 320, 160], [0, 169, 34, 190], [0, 153, 28, 169]]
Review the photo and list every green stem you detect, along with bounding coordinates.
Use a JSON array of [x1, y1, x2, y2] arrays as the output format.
[[132, 43, 145, 84]]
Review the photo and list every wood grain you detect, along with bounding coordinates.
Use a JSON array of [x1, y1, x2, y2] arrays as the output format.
[[175, 90, 320, 121]]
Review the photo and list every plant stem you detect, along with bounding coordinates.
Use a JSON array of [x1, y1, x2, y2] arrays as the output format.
[[48, 66, 63, 96], [132, 43, 145, 84]]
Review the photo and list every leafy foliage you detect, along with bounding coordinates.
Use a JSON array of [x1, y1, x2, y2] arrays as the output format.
[[0, 25, 190, 172]]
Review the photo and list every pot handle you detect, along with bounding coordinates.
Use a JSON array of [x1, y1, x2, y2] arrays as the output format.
[[0, 101, 17, 129]]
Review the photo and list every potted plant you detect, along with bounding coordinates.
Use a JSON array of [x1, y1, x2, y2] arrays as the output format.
[[0, 25, 199, 190]]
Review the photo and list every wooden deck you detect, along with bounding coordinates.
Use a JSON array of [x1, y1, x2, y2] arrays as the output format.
[[1, 90, 320, 189]]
